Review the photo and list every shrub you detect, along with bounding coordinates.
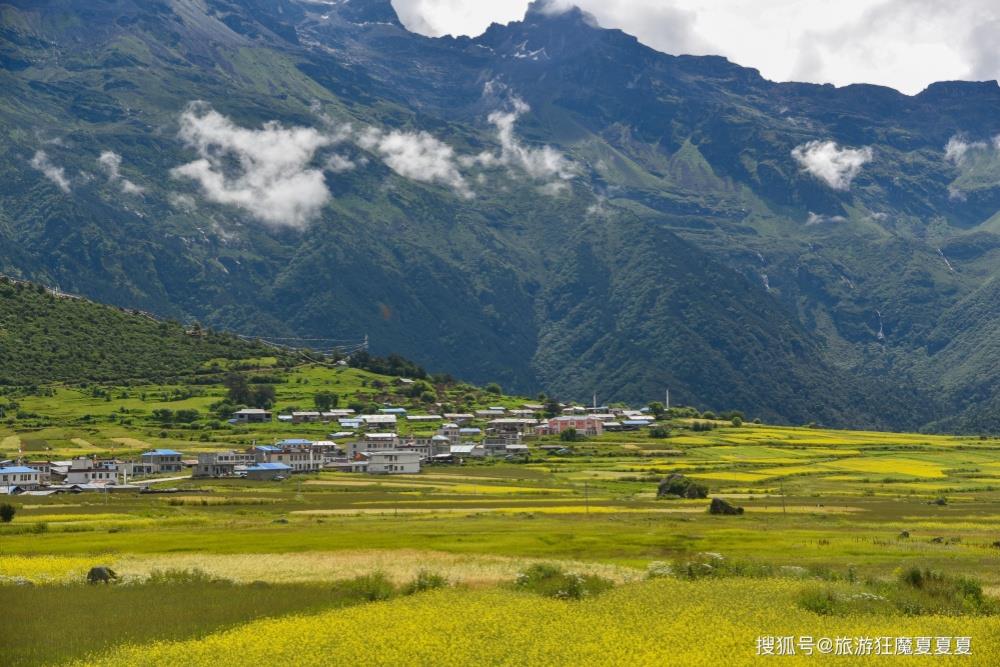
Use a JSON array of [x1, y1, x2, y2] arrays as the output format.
[[513, 563, 614, 600], [341, 572, 395, 602], [559, 428, 581, 442], [402, 571, 448, 595], [0, 503, 15, 523], [649, 426, 670, 439]]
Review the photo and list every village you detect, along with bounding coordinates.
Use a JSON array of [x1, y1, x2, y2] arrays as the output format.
[[0, 401, 659, 495]]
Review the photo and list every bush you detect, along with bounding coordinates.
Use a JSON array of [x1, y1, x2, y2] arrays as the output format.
[[513, 563, 614, 600], [0, 503, 15, 523], [559, 428, 581, 442], [649, 426, 670, 439], [340, 572, 395, 602], [485, 383, 502, 395], [401, 570, 448, 595]]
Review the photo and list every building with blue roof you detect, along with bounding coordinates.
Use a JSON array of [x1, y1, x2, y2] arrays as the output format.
[[0, 465, 42, 490], [276, 439, 313, 447], [137, 449, 183, 474], [245, 462, 292, 481]]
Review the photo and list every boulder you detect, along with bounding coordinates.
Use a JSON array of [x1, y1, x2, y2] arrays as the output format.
[[709, 498, 744, 515], [87, 566, 118, 584]]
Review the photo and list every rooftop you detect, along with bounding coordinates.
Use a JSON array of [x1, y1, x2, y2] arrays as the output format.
[[0, 466, 39, 474], [247, 463, 292, 471]]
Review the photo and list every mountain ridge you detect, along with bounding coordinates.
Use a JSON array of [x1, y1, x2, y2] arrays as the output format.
[[2, 0, 1000, 430]]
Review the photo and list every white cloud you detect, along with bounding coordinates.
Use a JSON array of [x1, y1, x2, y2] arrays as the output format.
[[791, 140, 873, 190], [98, 150, 145, 195], [806, 211, 848, 225], [30, 150, 71, 193], [325, 153, 357, 173], [464, 92, 575, 190], [944, 134, 1000, 166], [171, 102, 334, 228], [358, 127, 471, 196], [392, 0, 1000, 95], [944, 136, 987, 165]]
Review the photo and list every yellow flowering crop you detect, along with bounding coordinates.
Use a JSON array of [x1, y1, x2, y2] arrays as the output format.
[[77, 578, 1000, 666]]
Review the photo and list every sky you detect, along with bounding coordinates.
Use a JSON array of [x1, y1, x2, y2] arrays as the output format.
[[390, 0, 1000, 96]]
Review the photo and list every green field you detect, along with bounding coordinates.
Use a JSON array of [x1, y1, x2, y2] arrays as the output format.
[[2, 364, 1000, 665]]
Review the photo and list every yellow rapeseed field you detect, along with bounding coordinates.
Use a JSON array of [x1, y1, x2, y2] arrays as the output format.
[[76, 578, 1000, 666], [0, 555, 97, 583]]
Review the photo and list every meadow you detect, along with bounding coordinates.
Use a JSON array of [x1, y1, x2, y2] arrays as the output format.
[[2, 364, 1000, 664]]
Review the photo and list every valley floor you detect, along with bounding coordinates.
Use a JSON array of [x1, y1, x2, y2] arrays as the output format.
[[2, 367, 1000, 664]]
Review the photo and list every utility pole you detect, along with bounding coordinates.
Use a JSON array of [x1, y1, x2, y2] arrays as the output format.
[[665, 388, 670, 412], [584, 480, 590, 516]]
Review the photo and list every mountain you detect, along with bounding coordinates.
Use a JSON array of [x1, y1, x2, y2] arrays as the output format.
[[2, 0, 1000, 430], [0, 278, 277, 385]]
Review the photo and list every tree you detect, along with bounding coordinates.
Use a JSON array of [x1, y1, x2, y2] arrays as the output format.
[[224, 372, 252, 405], [407, 381, 433, 398], [544, 398, 561, 418], [151, 408, 175, 423], [175, 409, 200, 423], [731, 416, 743, 427], [647, 401, 665, 419], [250, 384, 276, 409], [314, 391, 339, 411], [559, 428, 581, 442], [0, 503, 16, 523], [485, 382, 502, 395], [649, 425, 670, 439]]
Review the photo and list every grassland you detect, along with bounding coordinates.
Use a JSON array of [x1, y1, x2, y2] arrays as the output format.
[[2, 363, 1000, 664]]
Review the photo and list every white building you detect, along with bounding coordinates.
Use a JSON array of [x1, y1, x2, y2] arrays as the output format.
[[360, 414, 397, 427], [232, 408, 272, 423], [346, 433, 399, 458], [366, 451, 421, 474], [194, 451, 256, 478], [65, 457, 118, 485], [0, 466, 42, 491]]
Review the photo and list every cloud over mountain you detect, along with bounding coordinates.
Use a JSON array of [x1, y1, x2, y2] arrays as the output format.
[[358, 127, 471, 196], [171, 102, 334, 228], [30, 150, 71, 192], [791, 140, 873, 190], [98, 151, 144, 195]]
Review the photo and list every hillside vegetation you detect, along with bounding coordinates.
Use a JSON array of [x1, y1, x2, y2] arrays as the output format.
[[0, 278, 277, 385], [3, 1, 1000, 429]]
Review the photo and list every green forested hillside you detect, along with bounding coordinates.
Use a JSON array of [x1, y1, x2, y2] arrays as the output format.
[[0, 279, 276, 385], [2, 0, 1000, 430]]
